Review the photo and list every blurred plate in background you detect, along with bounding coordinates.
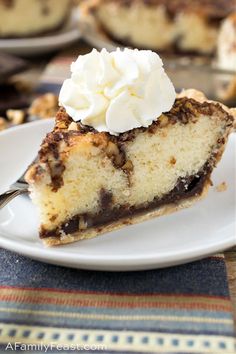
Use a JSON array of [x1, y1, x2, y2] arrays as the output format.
[[0, 11, 81, 57]]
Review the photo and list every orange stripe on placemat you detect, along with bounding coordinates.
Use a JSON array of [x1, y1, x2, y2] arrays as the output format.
[[0, 295, 232, 312], [0, 286, 229, 300], [0, 289, 232, 312]]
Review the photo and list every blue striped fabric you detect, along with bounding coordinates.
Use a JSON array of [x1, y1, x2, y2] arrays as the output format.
[[0, 248, 235, 353]]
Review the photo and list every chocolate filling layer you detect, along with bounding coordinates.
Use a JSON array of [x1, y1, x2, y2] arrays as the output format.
[[40, 163, 211, 239]]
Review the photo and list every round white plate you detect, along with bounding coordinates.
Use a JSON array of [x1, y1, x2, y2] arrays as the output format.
[[0, 120, 235, 271], [0, 11, 81, 56]]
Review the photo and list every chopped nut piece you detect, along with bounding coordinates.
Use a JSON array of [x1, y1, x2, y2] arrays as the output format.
[[11, 79, 32, 93], [122, 159, 134, 172], [170, 156, 176, 165], [230, 108, 236, 132], [0, 117, 7, 131], [122, 190, 131, 197], [106, 141, 120, 157], [68, 122, 78, 131], [29, 93, 58, 119], [178, 89, 207, 103], [216, 182, 227, 192], [113, 153, 124, 167], [159, 115, 169, 127], [6, 109, 25, 125], [79, 216, 87, 230], [55, 120, 68, 130]]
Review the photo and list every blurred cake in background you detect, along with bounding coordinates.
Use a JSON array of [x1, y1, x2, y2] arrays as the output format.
[[217, 13, 236, 102], [83, 0, 236, 55], [0, 0, 72, 37], [218, 13, 236, 71]]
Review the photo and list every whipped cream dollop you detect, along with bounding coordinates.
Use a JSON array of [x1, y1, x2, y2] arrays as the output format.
[[59, 48, 176, 135]]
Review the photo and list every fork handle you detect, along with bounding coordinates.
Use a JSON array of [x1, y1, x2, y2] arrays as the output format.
[[0, 188, 28, 210]]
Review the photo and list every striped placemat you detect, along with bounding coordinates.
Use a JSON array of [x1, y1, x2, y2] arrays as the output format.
[[0, 249, 235, 353]]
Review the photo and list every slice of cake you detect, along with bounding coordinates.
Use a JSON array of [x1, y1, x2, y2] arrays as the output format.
[[25, 48, 235, 246], [0, 0, 71, 38], [81, 0, 236, 55]]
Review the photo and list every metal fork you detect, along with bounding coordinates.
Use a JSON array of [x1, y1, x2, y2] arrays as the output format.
[[0, 175, 29, 210]]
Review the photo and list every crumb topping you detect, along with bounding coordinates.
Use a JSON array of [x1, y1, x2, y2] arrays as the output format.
[[28, 96, 234, 192]]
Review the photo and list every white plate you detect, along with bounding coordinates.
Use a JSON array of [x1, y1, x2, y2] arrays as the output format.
[[0, 11, 81, 56], [0, 120, 235, 271]]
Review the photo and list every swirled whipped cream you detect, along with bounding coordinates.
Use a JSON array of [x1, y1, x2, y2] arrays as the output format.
[[59, 48, 176, 135]]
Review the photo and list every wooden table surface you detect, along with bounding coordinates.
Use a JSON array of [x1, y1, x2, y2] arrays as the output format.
[[225, 247, 236, 329]]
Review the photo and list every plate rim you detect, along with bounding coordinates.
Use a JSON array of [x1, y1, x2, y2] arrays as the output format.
[[0, 28, 81, 49], [0, 11, 81, 50], [0, 118, 54, 137], [0, 229, 235, 271]]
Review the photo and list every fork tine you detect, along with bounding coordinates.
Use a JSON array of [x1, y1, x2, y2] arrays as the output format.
[[15, 157, 38, 185], [11, 181, 28, 189]]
